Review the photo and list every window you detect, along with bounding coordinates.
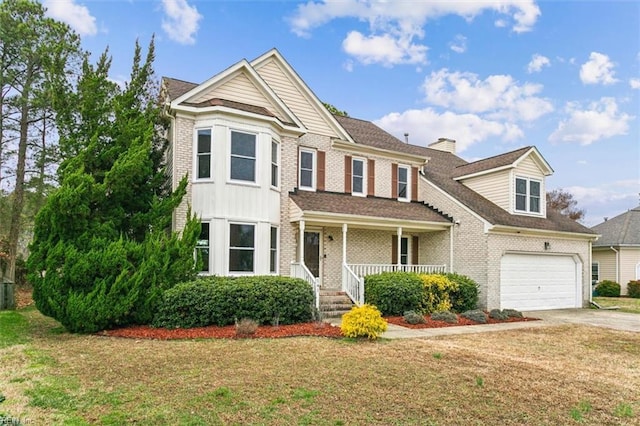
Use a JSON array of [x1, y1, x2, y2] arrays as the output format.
[[591, 262, 600, 284], [271, 140, 279, 187], [352, 158, 365, 195], [398, 166, 409, 201], [229, 224, 254, 272], [196, 129, 212, 179], [400, 237, 409, 265], [230, 131, 256, 182], [299, 149, 315, 190], [270, 226, 278, 273], [196, 223, 210, 273], [515, 177, 542, 213]]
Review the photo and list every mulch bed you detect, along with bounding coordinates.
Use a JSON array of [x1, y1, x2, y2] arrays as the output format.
[[386, 314, 539, 329]]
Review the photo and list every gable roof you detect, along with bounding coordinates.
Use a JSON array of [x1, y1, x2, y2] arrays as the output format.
[[452, 146, 553, 180], [591, 206, 640, 247], [163, 77, 197, 100], [334, 115, 595, 236]]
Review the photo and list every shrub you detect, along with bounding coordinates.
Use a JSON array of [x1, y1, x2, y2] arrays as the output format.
[[235, 318, 259, 336], [419, 274, 457, 314], [364, 272, 423, 316], [340, 304, 387, 339], [444, 273, 479, 313], [461, 309, 487, 324], [503, 309, 523, 318], [627, 280, 640, 298], [403, 310, 426, 324], [594, 280, 621, 297], [489, 309, 508, 320], [430, 310, 458, 324], [152, 276, 314, 328]]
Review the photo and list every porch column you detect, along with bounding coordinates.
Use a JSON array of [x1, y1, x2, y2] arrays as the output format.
[[342, 223, 348, 264], [299, 220, 305, 263], [397, 226, 403, 266]]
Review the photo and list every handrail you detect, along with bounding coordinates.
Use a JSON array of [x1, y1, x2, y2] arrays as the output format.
[[348, 264, 446, 277], [291, 262, 320, 310], [342, 263, 364, 305]]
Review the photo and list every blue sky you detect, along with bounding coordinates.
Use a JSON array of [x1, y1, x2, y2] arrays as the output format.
[[43, 0, 639, 226]]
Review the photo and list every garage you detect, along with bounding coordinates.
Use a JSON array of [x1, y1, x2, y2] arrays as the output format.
[[500, 253, 581, 311]]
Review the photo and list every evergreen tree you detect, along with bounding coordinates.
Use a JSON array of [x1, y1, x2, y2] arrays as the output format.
[[28, 39, 199, 333]]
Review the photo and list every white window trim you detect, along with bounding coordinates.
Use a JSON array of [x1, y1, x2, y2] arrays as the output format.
[[514, 176, 543, 216], [228, 129, 258, 186], [271, 139, 280, 190], [270, 225, 279, 274], [398, 164, 410, 202], [228, 222, 256, 275], [196, 221, 211, 275], [194, 128, 213, 182], [352, 157, 366, 197], [299, 148, 316, 191]]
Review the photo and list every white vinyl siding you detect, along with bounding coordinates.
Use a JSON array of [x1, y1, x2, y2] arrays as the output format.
[[461, 170, 511, 211], [254, 60, 337, 136]]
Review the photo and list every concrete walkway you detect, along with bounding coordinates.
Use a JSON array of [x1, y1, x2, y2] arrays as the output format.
[[329, 309, 640, 339]]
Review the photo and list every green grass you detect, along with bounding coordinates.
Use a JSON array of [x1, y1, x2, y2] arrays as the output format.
[[2, 308, 640, 425], [593, 296, 640, 313], [0, 310, 30, 348]]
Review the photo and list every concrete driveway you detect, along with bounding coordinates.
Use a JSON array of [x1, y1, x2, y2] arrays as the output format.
[[522, 309, 640, 333]]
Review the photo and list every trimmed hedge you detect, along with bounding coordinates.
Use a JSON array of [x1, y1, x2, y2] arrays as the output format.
[[594, 280, 621, 297], [364, 272, 423, 316], [152, 276, 314, 328], [627, 280, 640, 298], [444, 273, 479, 313]]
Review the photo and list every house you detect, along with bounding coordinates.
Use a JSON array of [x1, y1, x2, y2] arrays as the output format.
[[162, 48, 598, 312], [591, 206, 640, 295]]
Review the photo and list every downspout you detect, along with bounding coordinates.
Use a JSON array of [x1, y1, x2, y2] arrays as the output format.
[[610, 246, 619, 283], [588, 240, 593, 304], [449, 224, 454, 273]]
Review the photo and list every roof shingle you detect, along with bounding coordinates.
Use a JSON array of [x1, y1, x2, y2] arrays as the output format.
[[592, 206, 640, 246]]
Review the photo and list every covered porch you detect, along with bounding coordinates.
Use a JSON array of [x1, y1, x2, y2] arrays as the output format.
[[288, 191, 454, 305]]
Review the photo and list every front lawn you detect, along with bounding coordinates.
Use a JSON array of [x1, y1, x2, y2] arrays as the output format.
[[1, 308, 639, 425], [593, 296, 640, 314]]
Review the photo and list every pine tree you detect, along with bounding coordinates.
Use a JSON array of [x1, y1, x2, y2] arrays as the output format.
[[28, 39, 199, 332]]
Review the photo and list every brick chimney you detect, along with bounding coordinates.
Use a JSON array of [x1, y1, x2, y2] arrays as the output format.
[[428, 138, 456, 154]]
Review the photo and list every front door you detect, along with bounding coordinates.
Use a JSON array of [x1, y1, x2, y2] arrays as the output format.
[[304, 231, 321, 281]]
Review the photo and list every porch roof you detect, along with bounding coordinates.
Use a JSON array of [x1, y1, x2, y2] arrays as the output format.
[[289, 190, 452, 231]]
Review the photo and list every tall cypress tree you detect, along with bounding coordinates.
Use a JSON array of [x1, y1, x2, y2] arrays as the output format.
[[28, 39, 199, 333]]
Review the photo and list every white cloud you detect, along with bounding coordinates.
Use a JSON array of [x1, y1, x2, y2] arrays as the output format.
[[580, 52, 618, 85], [375, 108, 523, 153], [421, 69, 553, 121], [527, 54, 550, 73], [561, 181, 639, 226], [630, 78, 640, 89], [342, 31, 427, 66], [289, 0, 540, 66], [161, 0, 202, 45], [43, 0, 97, 36], [449, 35, 467, 53], [549, 97, 633, 145]]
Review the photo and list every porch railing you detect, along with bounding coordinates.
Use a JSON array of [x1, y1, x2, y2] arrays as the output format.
[[348, 264, 447, 278], [291, 262, 320, 310], [342, 263, 364, 305]]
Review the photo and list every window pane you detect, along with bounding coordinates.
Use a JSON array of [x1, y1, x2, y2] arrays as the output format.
[[300, 169, 313, 188], [271, 164, 278, 187], [271, 142, 278, 187], [196, 223, 210, 273], [529, 180, 540, 196], [231, 132, 255, 157], [231, 157, 255, 181], [516, 178, 527, 195], [270, 227, 277, 249], [198, 155, 211, 179], [230, 224, 254, 247], [398, 182, 407, 198], [272, 142, 278, 163], [301, 151, 313, 169], [353, 176, 363, 193], [530, 196, 540, 213], [398, 167, 407, 183], [270, 227, 277, 273], [353, 159, 363, 176], [197, 130, 211, 153], [229, 249, 254, 272], [515, 194, 526, 211]]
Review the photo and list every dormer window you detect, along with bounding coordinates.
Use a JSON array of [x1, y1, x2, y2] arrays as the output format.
[[515, 177, 541, 214]]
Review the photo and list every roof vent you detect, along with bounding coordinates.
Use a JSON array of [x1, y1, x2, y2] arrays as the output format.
[[428, 138, 456, 154], [404, 133, 409, 143]]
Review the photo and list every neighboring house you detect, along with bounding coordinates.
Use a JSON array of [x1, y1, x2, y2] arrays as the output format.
[[591, 206, 640, 295], [162, 48, 597, 311]]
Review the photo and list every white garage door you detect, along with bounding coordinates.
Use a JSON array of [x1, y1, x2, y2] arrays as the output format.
[[500, 254, 581, 311]]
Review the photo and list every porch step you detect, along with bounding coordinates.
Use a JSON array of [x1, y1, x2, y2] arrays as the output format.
[[318, 290, 354, 319]]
